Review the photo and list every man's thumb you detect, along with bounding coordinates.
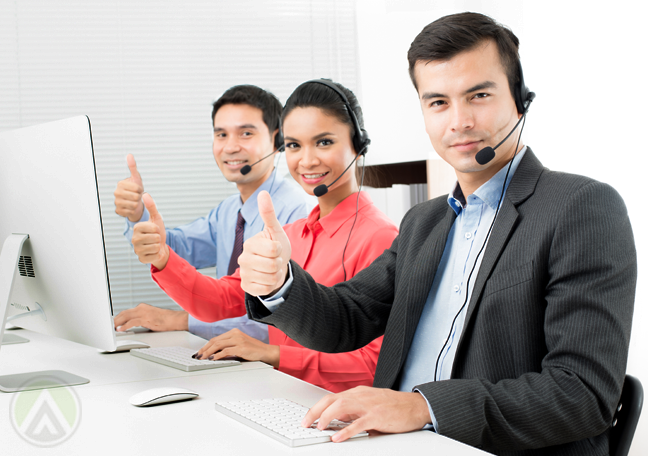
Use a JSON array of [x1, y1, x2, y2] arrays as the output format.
[[142, 193, 161, 221], [258, 191, 282, 237], [127, 154, 143, 186]]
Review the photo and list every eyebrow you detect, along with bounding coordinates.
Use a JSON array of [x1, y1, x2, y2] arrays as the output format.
[[213, 124, 259, 132], [420, 80, 498, 100], [283, 132, 337, 142], [313, 132, 336, 140]]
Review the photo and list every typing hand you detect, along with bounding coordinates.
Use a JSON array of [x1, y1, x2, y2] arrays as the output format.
[[193, 328, 280, 368], [132, 193, 170, 270], [301, 387, 432, 442], [114, 154, 145, 222], [239, 191, 292, 297], [114, 303, 189, 332]]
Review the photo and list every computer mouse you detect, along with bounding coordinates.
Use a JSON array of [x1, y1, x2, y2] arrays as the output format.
[[100, 339, 151, 353], [129, 387, 199, 407]]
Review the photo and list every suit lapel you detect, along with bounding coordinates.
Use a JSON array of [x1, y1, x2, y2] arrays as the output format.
[[453, 148, 544, 362], [403, 206, 457, 340], [464, 198, 518, 326], [375, 202, 457, 388]]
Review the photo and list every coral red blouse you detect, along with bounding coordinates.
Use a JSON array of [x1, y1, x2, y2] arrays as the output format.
[[152, 192, 397, 392]]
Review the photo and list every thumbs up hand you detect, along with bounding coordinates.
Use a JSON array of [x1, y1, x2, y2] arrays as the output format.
[[114, 154, 145, 222], [239, 191, 292, 297], [132, 193, 170, 270]]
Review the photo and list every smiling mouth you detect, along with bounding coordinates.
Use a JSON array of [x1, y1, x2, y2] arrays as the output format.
[[303, 172, 328, 179], [224, 160, 248, 166]]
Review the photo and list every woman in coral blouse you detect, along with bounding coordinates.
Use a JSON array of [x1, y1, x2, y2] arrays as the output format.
[[140, 80, 397, 393]]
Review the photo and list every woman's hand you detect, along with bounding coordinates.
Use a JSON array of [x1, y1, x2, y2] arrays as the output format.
[[194, 328, 280, 368]]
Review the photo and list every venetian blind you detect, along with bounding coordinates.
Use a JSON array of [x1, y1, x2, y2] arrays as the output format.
[[0, 0, 360, 313]]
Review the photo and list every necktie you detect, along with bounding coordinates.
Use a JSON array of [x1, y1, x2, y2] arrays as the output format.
[[227, 211, 245, 275]]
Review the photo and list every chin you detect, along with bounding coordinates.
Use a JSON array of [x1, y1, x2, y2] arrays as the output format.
[[443, 155, 479, 173], [223, 171, 245, 183]]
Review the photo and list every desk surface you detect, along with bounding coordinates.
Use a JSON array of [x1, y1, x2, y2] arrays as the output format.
[[1, 328, 490, 455]]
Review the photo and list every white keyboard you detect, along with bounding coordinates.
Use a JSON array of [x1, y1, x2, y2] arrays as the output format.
[[215, 398, 368, 447], [130, 346, 240, 372]]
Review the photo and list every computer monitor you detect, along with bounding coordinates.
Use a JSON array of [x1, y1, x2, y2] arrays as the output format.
[[0, 115, 116, 392]]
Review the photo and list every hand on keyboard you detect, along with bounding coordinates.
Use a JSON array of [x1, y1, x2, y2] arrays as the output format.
[[301, 386, 432, 443], [215, 398, 368, 447], [193, 328, 280, 368]]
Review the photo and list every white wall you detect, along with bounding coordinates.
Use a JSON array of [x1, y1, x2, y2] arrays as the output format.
[[357, 1, 648, 454]]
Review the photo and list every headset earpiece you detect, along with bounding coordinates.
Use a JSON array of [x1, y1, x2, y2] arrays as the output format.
[[514, 60, 535, 115], [274, 117, 284, 150], [355, 128, 371, 156]]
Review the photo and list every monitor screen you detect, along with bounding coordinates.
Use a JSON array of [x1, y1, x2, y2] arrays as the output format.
[[0, 116, 116, 354]]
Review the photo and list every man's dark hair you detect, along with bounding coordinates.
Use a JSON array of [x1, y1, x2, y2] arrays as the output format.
[[407, 12, 520, 97], [211, 85, 283, 149]]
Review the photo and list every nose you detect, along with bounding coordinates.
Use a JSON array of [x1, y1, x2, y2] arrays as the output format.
[[449, 102, 475, 133], [299, 146, 320, 168], [223, 135, 241, 153]]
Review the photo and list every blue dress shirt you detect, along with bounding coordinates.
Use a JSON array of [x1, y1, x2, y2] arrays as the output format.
[[123, 169, 314, 341], [399, 147, 526, 430]]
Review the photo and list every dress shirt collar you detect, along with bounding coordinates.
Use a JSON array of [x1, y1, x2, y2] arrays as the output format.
[[302, 191, 373, 238], [237, 168, 283, 224], [447, 146, 527, 216]]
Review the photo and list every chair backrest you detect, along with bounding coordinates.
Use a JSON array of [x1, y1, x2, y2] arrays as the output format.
[[610, 374, 644, 456]]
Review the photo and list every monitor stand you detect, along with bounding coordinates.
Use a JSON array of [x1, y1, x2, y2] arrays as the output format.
[[0, 234, 89, 392], [2, 333, 29, 345]]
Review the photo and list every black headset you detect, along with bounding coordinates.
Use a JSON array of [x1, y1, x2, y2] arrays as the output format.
[[273, 117, 284, 150], [513, 60, 534, 115], [304, 79, 371, 155]]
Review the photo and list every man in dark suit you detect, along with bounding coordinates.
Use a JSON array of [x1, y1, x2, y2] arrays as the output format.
[[237, 12, 636, 455]]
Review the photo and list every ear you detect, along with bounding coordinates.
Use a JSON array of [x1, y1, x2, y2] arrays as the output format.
[[271, 128, 283, 149]]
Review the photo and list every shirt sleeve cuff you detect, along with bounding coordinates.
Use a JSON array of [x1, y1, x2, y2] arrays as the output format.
[[413, 388, 437, 432], [258, 262, 293, 312], [126, 207, 150, 228], [187, 314, 208, 339]]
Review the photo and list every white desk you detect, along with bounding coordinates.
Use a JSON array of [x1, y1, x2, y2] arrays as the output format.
[[1, 328, 490, 455]]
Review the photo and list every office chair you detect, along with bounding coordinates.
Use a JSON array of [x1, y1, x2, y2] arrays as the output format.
[[609, 374, 643, 456]]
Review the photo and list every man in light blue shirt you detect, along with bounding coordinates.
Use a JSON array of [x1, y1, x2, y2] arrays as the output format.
[[113, 85, 313, 340]]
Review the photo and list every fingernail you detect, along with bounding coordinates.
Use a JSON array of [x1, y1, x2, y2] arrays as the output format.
[[191, 353, 198, 359], [208, 355, 214, 360]]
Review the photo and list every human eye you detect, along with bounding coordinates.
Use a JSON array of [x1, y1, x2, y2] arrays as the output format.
[[473, 92, 490, 100], [214, 131, 226, 138], [428, 99, 446, 108], [316, 138, 334, 147], [285, 141, 300, 150], [241, 130, 254, 138]]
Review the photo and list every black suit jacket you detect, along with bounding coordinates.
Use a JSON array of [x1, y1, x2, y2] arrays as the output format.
[[247, 149, 637, 455]]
